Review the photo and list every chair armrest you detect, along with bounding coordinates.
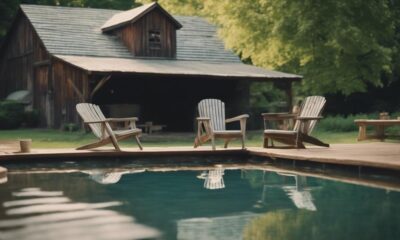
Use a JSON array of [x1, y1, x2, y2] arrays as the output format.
[[84, 118, 139, 124], [84, 120, 107, 124], [106, 117, 139, 122], [225, 114, 249, 123], [197, 117, 211, 121], [296, 116, 323, 121], [262, 113, 296, 120]]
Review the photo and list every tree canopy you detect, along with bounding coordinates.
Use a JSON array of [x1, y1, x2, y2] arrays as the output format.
[[144, 0, 399, 97]]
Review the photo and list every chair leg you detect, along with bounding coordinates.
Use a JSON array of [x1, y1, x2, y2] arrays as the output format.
[[211, 136, 216, 150], [301, 134, 329, 147], [224, 139, 230, 148], [76, 139, 111, 150], [110, 136, 121, 151], [134, 136, 143, 150], [241, 135, 245, 149], [263, 136, 269, 148]]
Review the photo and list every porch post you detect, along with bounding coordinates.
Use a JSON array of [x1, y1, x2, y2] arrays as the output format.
[[273, 81, 293, 112]]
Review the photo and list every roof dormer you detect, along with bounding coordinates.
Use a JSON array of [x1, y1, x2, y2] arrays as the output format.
[[101, 2, 182, 59]]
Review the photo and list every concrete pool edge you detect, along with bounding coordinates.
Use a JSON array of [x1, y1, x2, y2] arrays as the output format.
[[0, 166, 7, 181], [0, 142, 399, 171]]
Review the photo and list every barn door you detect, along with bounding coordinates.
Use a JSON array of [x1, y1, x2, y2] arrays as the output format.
[[34, 65, 52, 127]]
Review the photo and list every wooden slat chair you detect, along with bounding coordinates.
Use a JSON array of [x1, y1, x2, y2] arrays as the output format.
[[76, 103, 143, 151], [194, 99, 249, 150], [263, 96, 329, 148]]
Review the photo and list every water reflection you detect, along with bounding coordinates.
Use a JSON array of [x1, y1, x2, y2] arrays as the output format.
[[276, 172, 316, 211], [0, 176, 7, 184], [177, 212, 258, 240], [0, 188, 160, 240], [250, 171, 317, 211], [83, 169, 145, 184], [2, 162, 400, 240], [197, 166, 225, 190]]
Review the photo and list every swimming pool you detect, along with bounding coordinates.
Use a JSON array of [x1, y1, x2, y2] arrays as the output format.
[[1, 158, 400, 240]]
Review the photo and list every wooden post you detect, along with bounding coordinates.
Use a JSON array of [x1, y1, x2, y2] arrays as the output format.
[[357, 124, 367, 141], [46, 56, 54, 128], [233, 80, 250, 116], [375, 126, 385, 141], [286, 81, 293, 112], [273, 81, 293, 112]]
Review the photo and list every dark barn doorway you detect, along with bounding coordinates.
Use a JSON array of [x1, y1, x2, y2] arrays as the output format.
[[91, 74, 247, 132]]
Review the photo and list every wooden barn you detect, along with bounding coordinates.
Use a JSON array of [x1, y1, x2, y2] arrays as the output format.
[[0, 2, 301, 131]]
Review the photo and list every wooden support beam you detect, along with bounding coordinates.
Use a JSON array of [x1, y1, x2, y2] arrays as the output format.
[[7, 49, 34, 61], [33, 60, 50, 67], [90, 75, 111, 100], [66, 77, 85, 103]]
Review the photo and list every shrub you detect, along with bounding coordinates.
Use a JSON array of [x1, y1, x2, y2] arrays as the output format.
[[316, 113, 379, 132], [23, 110, 40, 127], [0, 100, 40, 129], [0, 100, 25, 129], [63, 123, 79, 132]]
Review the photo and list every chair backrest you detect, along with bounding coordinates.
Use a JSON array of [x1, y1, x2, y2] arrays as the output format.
[[293, 96, 326, 134], [198, 99, 226, 131], [76, 103, 109, 139]]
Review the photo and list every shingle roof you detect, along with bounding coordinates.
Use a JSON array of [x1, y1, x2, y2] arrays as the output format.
[[55, 55, 302, 80], [101, 2, 182, 32], [19, 4, 302, 80], [20, 4, 241, 62]]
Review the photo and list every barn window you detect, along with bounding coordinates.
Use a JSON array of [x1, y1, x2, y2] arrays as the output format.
[[149, 30, 161, 49]]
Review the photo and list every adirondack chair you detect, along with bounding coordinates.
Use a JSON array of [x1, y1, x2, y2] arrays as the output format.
[[194, 99, 249, 150], [263, 96, 329, 148], [76, 103, 143, 151]]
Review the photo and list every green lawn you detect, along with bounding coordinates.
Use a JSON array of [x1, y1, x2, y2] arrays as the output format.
[[0, 128, 363, 149]]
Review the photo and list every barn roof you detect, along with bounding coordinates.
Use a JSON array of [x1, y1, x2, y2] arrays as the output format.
[[55, 55, 302, 80], [20, 4, 240, 62], [101, 2, 182, 32], [19, 4, 302, 80]]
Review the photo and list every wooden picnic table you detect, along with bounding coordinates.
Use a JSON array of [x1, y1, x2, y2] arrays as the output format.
[[137, 122, 167, 134], [354, 119, 400, 141]]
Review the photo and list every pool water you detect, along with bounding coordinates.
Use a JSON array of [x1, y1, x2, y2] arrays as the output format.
[[0, 160, 400, 240]]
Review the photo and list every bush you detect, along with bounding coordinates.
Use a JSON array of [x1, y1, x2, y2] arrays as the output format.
[[0, 100, 40, 129], [63, 123, 79, 132], [23, 110, 40, 128], [0, 100, 25, 129], [316, 112, 400, 133], [317, 113, 379, 132]]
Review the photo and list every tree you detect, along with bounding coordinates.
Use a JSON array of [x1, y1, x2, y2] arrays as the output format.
[[148, 0, 398, 96], [0, 0, 20, 38]]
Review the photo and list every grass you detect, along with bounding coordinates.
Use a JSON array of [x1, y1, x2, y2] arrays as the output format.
[[0, 128, 365, 149], [3, 112, 400, 149]]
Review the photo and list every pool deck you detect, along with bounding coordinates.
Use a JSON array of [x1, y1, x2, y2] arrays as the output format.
[[0, 142, 399, 171], [248, 142, 400, 170]]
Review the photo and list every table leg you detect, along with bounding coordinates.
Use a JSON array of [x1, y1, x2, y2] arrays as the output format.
[[357, 125, 367, 141], [375, 125, 385, 141]]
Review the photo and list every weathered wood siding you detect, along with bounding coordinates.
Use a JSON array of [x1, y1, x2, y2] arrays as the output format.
[[0, 11, 51, 126], [116, 8, 176, 58], [0, 11, 90, 128], [52, 59, 89, 128]]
